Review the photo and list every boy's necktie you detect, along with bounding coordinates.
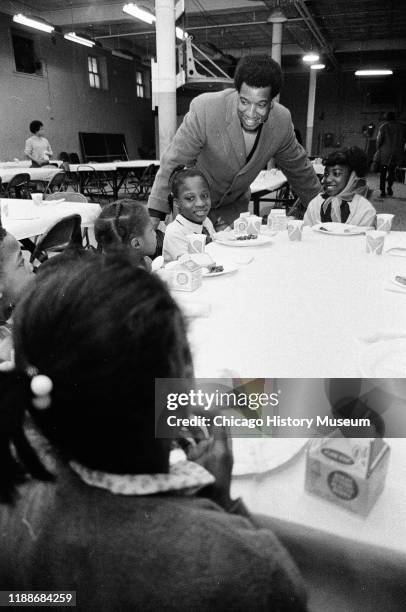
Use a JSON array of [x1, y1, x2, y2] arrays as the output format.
[[201, 226, 213, 245]]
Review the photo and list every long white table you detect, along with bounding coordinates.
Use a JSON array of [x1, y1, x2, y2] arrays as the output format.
[[1, 198, 101, 240], [185, 228, 406, 378], [171, 228, 406, 554], [0, 166, 60, 184]]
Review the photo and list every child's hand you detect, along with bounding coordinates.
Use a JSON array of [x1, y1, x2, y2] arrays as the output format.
[[187, 413, 233, 509]]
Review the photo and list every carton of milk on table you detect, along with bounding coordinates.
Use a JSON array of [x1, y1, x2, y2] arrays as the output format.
[[267, 209, 287, 231], [247, 214, 262, 236], [169, 259, 202, 292], [234, 216, 250, 237], [305, 432, 390, 516]]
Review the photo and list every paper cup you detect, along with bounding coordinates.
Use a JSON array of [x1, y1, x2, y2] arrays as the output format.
[[187, 233, 206, 253], [366, 230, 386, 255], [31, 193, 44, 205], [376, 214, 394, 233], [287, 220, 304, 242]]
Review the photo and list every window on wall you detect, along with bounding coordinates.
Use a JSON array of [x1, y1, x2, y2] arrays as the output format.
[[136, 70, 145, 98], [12, 31, 43, 75], [88, 56, 101, 88]]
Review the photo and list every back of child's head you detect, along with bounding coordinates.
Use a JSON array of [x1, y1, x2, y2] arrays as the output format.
[[169, 165, 210, 202], [323, 146, 368, 178], [95, 199, 150, 252], [0, 249, 192, 501]]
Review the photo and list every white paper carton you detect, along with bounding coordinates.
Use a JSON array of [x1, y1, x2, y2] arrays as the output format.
[[305, 432, 390, 516], [169, 260, 202, 292]]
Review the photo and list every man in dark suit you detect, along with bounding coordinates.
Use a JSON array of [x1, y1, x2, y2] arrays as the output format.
[[376, 111, 406, 197], [148, 55, 320, 229]]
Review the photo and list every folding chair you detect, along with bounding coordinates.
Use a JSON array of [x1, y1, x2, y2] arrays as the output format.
[[45, 192, 88, 203], [44, 171, 67, 194], [45, 192, 91, 247], [128, 164, 158, 200], [2, 173, 30, 198], [29, 214, 83, 268]]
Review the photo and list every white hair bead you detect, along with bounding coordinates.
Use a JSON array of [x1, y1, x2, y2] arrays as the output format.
[[31, 374, 53, 397]]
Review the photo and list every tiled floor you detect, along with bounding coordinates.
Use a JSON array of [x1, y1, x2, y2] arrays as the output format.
[[367, 173, 406, 230]]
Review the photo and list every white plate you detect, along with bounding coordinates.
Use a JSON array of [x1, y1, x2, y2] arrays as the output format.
[[312, 222, 365, 236], [216, 234, 273, 247], [202, 264, 238, 277], [360, 338, 406, 377]]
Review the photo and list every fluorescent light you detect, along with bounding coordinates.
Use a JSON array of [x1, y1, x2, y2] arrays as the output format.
[[303, 53, 320, 63], [123, 3, 156, 25], [13, 13, 54, 33], [310, 63, 325, 70], [175, 26, 188, 40], [112, 50, 134, 61], [355, 69, 393, 76], [64, 32, 95, 47]]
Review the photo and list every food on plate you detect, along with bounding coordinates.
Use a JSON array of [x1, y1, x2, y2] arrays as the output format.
[[236, 234, 258, 241]]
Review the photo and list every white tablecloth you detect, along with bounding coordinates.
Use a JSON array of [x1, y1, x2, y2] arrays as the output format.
[[184, 228, 406, 378], [173, 229, 406, 553], [1, 199, 101, 239], [250, 169, 287, 194], [231, 437, 406, 554], [69, 160, 159, 172], [0, 166, 60, 183]]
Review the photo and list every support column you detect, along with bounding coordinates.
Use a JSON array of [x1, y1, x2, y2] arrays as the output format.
[[306, 68, 317, 155], [155, 0, 177, 156], [271, 22, 283, 65], [271, 22, 283, 102]]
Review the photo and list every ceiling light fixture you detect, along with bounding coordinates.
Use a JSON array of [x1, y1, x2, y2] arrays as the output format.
[[303, 53, 320, 63], [355, 69, 393, 76], [310, 64, 325, 70], [13, 13, 54, 33], [267, 7, 288, 24], [64, 32, 95, 47], [123, 3, 156, 25]]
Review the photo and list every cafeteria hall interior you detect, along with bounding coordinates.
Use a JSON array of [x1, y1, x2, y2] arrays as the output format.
[[0, 1, 406, 611]]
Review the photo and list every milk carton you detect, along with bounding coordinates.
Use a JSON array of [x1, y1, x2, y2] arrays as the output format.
[[247, 214, 262, 236], [187, 234, 206, 254], [305, 432, 390, 516], [234, 216, 250, 237], [169, 259, 202, 292], [267, 209, 287, 231]]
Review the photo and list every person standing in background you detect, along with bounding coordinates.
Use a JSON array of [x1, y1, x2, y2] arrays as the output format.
[[376, 111, 406, 197], [24, 120, 53, 167]]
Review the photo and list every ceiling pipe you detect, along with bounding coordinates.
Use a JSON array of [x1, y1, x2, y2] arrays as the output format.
[[294, 0, 340, 70]]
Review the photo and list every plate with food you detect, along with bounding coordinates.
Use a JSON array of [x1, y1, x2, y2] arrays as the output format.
[[312, 222, 365, 236], [202, 264, 238, 277], [215, 233, 273, 247]]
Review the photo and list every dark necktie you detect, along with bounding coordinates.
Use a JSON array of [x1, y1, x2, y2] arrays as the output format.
[[201, 226, 213, 245]]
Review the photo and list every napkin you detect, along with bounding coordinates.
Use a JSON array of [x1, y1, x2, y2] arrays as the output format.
[[385, 248, 406, 258], [360, 331, 406, 344]]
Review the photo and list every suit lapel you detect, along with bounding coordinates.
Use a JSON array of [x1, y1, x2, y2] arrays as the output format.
[[225, 91, 246, 170]]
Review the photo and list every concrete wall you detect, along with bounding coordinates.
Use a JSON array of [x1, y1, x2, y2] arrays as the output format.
[[0, 13, 154, 161]]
